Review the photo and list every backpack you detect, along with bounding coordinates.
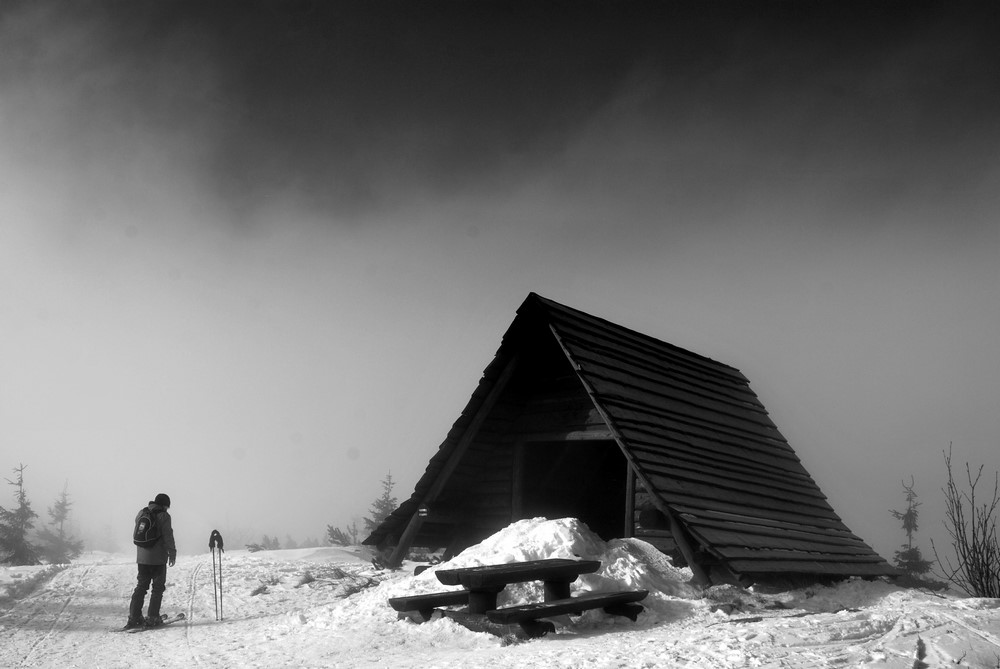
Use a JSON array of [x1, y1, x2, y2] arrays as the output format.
[[133, 507, 161, 547]]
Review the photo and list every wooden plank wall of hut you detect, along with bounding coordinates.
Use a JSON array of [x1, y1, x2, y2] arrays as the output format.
[[427, 398, 521, 548], [510, 372, 611, 441], [450, 369, 618, 545], [408, 352, 614, 551]]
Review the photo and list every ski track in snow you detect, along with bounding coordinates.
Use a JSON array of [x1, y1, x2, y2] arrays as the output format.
[[10, 561, 103, 668], [17, 564, 91, 666], [183, 560, 206, 668]]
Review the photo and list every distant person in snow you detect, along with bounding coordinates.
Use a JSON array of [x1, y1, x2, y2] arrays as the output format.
[[124, 493, 177, 630]]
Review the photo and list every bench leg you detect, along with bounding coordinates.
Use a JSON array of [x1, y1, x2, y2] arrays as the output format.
[[517, 619, 556, 639], [603, 602, 644, 622], [467, 587, 504, 614], [543, 580, 572, 601]]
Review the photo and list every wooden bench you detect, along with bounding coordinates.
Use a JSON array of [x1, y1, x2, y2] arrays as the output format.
[[388, 590, 468, 622], [486, 589, 649, 638]]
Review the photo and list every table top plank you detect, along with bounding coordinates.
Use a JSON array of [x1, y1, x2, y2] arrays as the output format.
[[436, 558, 601, 589]]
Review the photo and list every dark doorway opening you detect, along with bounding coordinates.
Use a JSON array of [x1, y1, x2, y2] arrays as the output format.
[[515, 440, 629, 541]]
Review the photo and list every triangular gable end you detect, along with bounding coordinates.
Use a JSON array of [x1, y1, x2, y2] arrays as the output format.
[[364, 293, 895, 584]]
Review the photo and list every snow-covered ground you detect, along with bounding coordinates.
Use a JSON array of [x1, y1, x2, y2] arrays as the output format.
[[1, 517, 998, 668]]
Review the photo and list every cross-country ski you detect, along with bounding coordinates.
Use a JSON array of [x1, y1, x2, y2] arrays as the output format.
[[126, 613, 186, 633]]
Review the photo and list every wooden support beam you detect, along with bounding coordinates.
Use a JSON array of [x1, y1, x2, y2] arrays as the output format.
[[624, 465, 636, 538], [387, 507, 428, 568], [387, 355, 520, 568], [666, 508, 711, 586]]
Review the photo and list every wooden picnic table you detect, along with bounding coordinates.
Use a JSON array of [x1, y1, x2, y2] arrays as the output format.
[[390, 558, 648, 638], [435, 558, 601, 614]]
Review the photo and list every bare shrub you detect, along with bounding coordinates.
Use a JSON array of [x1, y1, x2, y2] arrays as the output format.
[[931, 445, 1000, 597]]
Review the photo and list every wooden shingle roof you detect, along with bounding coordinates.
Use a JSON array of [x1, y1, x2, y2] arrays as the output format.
[[366, 293, 894, 581]]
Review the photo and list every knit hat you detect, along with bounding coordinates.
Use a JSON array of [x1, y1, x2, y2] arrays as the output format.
[[153, 493, 171, 508]]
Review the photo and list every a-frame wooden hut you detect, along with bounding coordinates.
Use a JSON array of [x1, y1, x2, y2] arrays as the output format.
[[364, 293, 894, 585]]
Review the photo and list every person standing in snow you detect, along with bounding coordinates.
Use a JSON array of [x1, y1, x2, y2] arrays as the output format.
[[125, 493, 177, 629]]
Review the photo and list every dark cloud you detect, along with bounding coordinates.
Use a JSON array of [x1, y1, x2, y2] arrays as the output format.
[[4, 1, 998, 222]]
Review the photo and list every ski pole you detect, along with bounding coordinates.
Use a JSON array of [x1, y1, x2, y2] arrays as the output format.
[[209, 530, 225, 621]]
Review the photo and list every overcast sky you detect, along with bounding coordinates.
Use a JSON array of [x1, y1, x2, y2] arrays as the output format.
[[1, 2, 997, 561]]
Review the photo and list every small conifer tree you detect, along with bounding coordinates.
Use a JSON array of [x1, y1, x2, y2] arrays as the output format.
[[889, 476, 933, 576], [36, 483, 84, 564], [326, 525, 351, 546], [327, 519, 361, 547], [0, 464, 41, 566], [364, 472, 397, 533]]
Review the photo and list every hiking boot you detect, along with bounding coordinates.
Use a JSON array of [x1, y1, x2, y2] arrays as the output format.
[[122, 618, 144, 630]]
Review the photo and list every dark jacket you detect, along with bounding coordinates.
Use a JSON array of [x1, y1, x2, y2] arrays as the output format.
[[135, 503, 177, 566]]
